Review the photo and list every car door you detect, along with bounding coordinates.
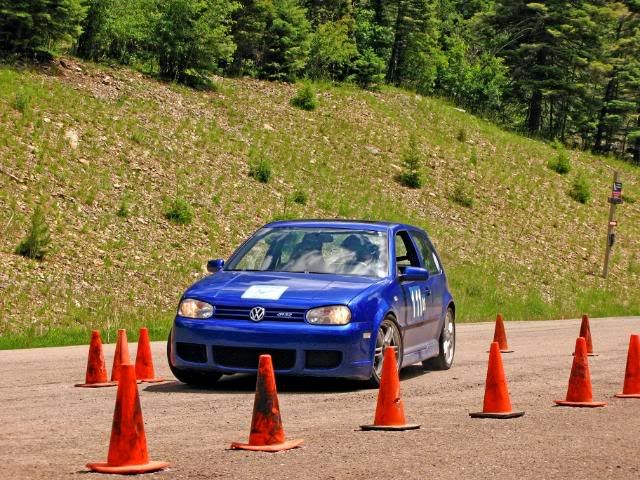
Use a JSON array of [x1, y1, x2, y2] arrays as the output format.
[[394, 231, 430, 354], [410, 230, 444, 340]]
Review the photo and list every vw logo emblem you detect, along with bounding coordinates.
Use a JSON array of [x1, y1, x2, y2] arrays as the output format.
[[249, 306, 265, 322]]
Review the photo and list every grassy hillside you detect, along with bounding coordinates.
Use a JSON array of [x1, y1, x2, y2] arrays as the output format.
[[1, 58, 639, 349]]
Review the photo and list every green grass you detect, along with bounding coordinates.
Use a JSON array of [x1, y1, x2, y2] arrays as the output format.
[[0, 310, 173, 349], [0, 60, 639, 349]]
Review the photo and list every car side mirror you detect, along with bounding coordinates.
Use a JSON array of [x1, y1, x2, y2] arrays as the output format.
[[399, 266, 429, 282], [207, 258, 225, 273]]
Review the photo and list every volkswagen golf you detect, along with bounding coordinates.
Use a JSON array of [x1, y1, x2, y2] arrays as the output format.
[[167, 220, 455, 386]]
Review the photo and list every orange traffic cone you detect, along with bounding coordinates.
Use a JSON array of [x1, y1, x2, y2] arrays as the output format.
[[615, 334, 640, 398], [555, 337, 606, 407], [75, 330, 116, 388], [135, 328, 165, 383], [86, 364, 170, 474], [111, 329, 131, 383], [230, 355, 304, 451], [361, 347, 421, 430], [492, 313, 513, 353], [574, 314, 597, 356], [470, 342, 525, 419]]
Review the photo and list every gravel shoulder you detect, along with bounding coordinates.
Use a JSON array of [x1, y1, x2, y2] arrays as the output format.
[[1, 317, 639, 479]]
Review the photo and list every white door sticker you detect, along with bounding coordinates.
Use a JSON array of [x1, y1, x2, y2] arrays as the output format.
[[241, 285, 288, 300], [409, 285, 426, 320]]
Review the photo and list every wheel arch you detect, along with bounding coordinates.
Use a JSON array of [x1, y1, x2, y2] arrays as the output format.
[[447, 301, 456, 319]]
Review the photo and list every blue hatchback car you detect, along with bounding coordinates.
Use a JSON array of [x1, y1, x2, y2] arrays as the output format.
[[167, 220, 455, 386]]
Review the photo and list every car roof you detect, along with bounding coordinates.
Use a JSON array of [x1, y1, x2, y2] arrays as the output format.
[[263, 219, 420, 232]]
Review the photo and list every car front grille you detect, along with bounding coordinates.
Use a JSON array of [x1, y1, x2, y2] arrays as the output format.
[[212, 346, 296, 370], [305, 350, 342, 369], [212, 306, 306, 322], [176, 342, 207, 363]]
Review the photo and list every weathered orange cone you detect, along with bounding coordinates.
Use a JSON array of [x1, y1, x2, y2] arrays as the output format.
[[470, 342, 525, 418], [492, 313, 513, 353], [230, 355, 303, 451], [361, 347, 421, 430], [75, 330, 116, 388], [86, 364, 170, 474], [111, 329, 131, 383], [135, 328, 165, 383], [574, 314, 597, 356], [555, 337, 606, 407], [615, 334, 640, 398]]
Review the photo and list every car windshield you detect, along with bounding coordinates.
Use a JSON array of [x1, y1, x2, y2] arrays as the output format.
[[226, 227, 389, 278]]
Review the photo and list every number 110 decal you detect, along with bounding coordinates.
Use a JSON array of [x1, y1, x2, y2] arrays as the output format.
[[409, 286, 427, 320]]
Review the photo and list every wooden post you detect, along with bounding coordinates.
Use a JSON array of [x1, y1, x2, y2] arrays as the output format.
[[602, 171, 621, 278]]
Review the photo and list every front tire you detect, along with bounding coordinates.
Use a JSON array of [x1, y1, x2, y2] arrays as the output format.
[[166, 330, 222, 387], [368, 316, 403, 387], [423, 307, 455, 370]]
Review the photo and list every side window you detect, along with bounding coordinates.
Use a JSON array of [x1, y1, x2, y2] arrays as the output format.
[[395, 231, 420, 271], [411, 231, 440, 274]]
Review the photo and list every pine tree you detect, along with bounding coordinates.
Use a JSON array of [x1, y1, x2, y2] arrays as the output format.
[[351, 3, 393, 88], [153, 0, 238, 82], [76, 0, 156, 64], [228, 0, 273, 76], [0, 0, 87, 55], [304, 0, 350, 26], [308, 16, 358, 80], [16, 206, 51, 260], [385, 0, 440, 91], [261, 0, 311, 81], [486, 1, 613, 138], [592, 2, 640, 159]]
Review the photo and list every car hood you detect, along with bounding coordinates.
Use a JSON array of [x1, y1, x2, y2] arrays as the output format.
[[183, 271, 383, 307]]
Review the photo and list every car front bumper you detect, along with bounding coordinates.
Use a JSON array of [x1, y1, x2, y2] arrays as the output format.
[[170, 316, 374, 380]]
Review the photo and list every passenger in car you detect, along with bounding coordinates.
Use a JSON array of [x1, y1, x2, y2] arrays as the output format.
[[285, 233, 328, 273]]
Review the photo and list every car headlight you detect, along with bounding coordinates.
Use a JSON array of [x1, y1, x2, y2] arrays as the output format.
[[306, 306, 351, 325], [178, 299, 214, 319]]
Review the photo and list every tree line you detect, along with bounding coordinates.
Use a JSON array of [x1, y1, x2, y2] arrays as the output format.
[[1, 0, 638, 163]]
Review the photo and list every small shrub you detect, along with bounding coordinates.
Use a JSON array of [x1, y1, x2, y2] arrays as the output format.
[[470, 149, 478, 166], [180, 69, 219, 91], [130, 131, 144, 145], [14, 92, 30, 113], [116, 199, 130, 218], [456, 128, 467, 142], [351, 50, 386, 89], [292, 190, 308, 205], [249, 158, 272, 183], [165, 197, 194, 224], [569, 173, 591, 204], [550, 139, 563, 150], [290, 84, 317, 111], [16, 206, 51, 260], [622, 193, 636, 204], [548, 150, 571, 174], [451, 181, 474, 208], [397, 135, 423, 189]]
